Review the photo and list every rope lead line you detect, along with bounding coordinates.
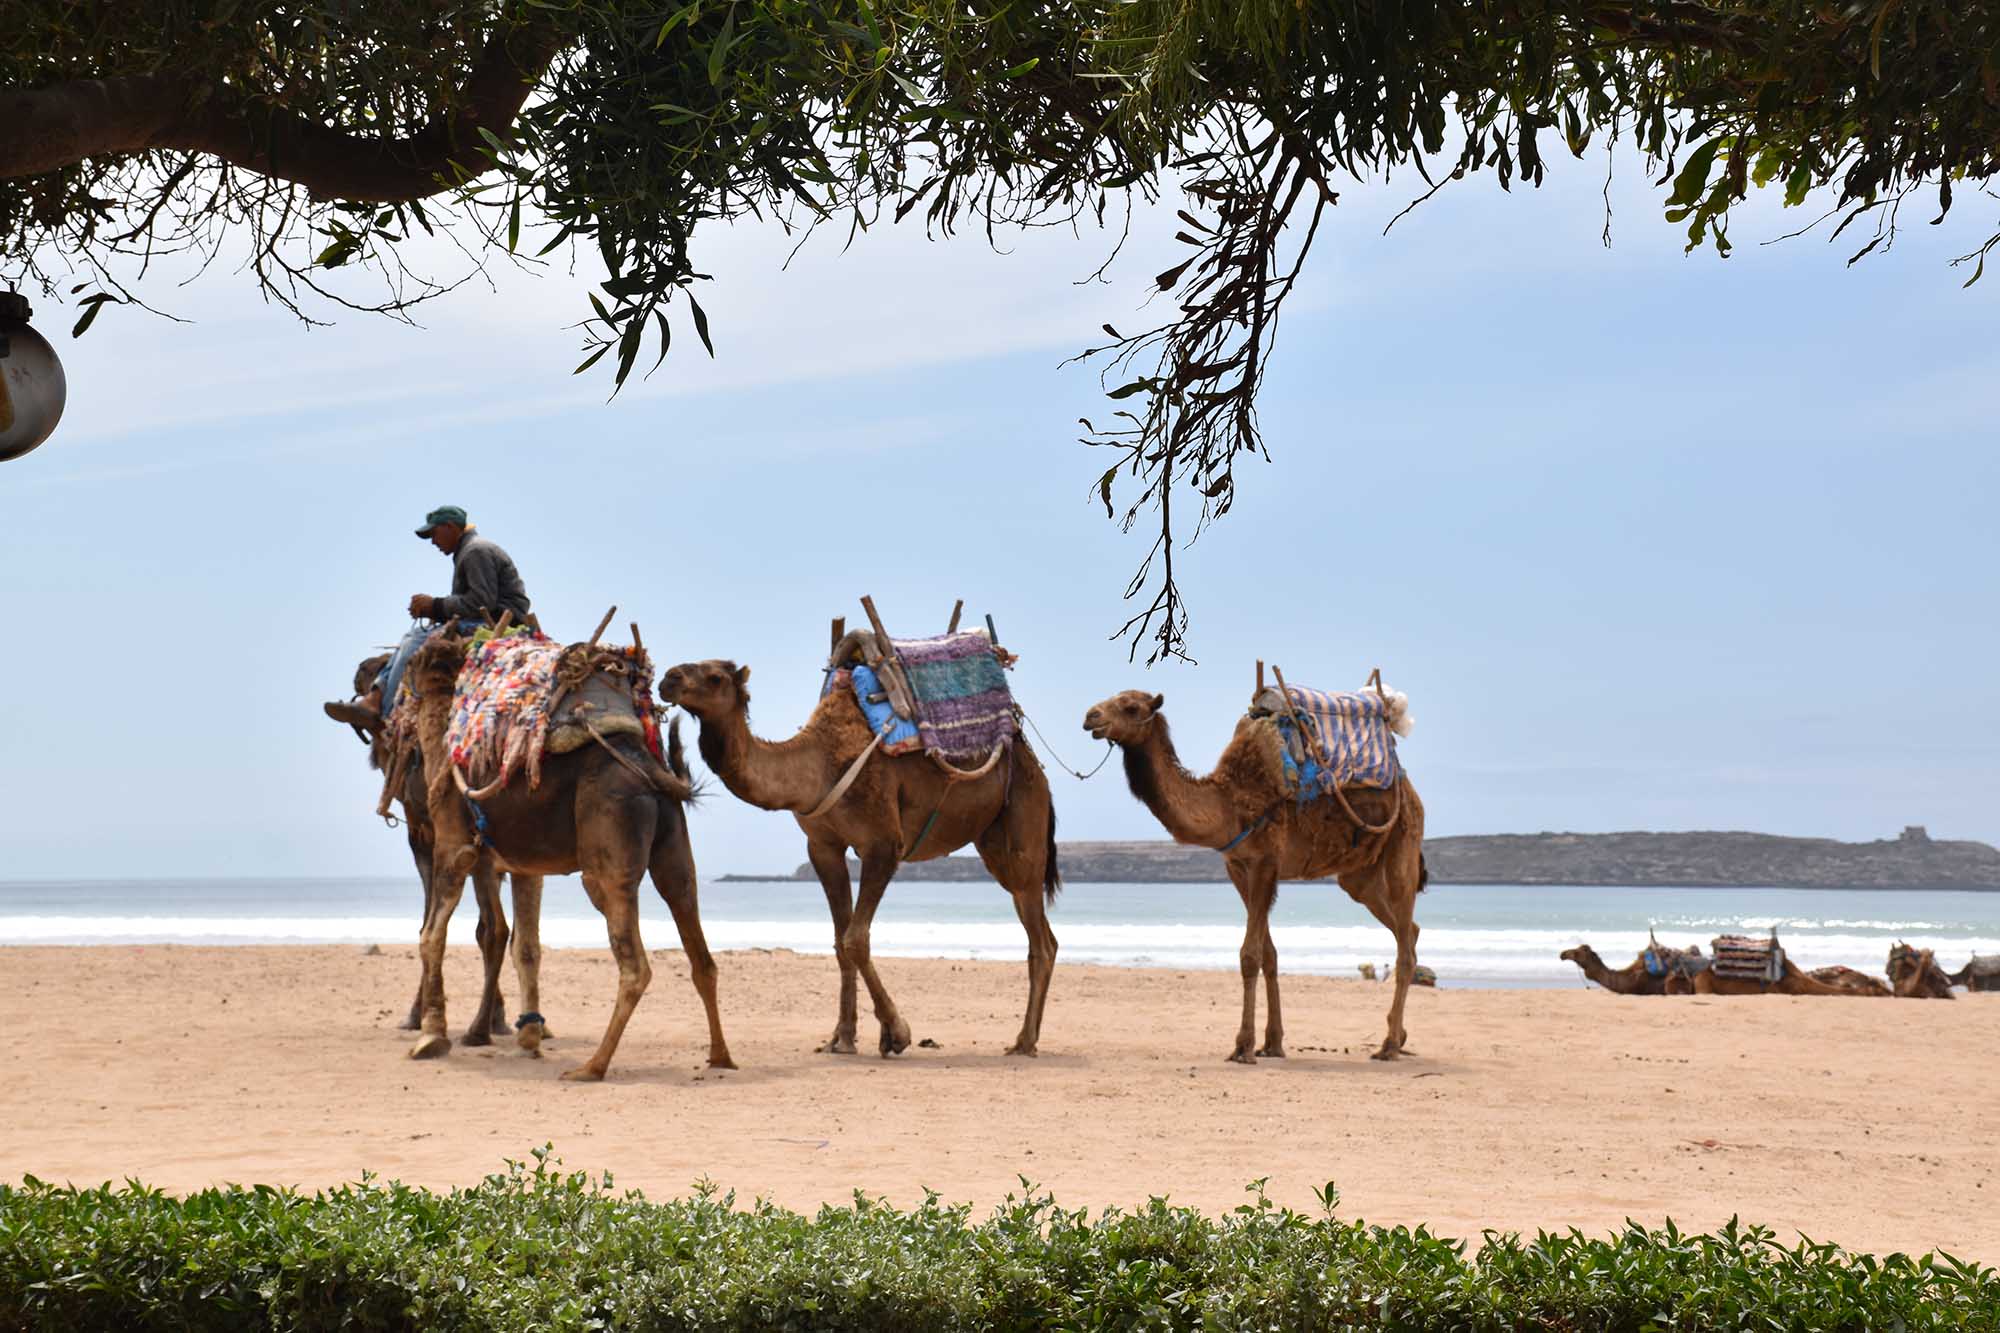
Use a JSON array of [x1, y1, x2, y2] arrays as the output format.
[[1018, 706, 1114, 781]]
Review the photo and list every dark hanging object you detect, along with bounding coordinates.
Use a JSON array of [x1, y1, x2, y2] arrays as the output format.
[[0, 292, 67, 462]]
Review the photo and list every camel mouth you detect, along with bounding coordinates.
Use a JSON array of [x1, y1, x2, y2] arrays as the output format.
[[1083, 711, 1107, 740]]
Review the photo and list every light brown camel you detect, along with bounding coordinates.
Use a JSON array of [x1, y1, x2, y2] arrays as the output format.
[[1559, 944, 1668, 996], [1887, 942, 1956, 999], [1672, 959, 1858, 996], [1082, 690, 1426, 1062], [347, 652, 544, 1043], [660, 659, 1060, 1057], [1805, 965, 1893, 997], [403, 634, 734, 1081]]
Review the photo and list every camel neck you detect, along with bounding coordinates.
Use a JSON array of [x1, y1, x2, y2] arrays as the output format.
[[695, 703, 823, 814], [1121, 719, 1238, 850]]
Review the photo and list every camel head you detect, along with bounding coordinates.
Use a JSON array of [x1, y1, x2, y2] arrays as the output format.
[[1083, 690, 1166, 745], [353, 652, 391, 697], [1559, 944, 1601, 970], [661, 660, 751, 721]]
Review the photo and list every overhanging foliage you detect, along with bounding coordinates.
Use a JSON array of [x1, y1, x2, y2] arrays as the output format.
[[3, 2, 1994, 658]]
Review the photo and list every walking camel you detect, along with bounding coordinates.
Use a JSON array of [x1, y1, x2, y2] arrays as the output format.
[[345, 651, 543, 1043], [660, 657, 1061, 1057], [403, 633, 734, 1081], [1082, 689, 1427, 1062]]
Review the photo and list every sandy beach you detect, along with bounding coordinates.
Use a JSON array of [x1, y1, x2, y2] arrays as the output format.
[[3, 944, 1992, 1260]]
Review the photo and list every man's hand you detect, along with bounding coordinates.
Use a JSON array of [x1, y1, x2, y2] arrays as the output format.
[[408, 594, 436, 619]]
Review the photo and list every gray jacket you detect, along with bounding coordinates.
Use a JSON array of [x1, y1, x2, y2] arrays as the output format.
[[433, 530, 532, 623]]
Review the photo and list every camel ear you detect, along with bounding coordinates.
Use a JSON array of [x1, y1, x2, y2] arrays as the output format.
[[1148, 693, 1165, 712], [734, 664, 752, 686]]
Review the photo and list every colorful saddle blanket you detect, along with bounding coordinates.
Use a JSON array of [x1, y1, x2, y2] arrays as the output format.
[[1252, 684, 1401, 794], [447, 632, 657, 790], [1711, 934, 1784, 983], [827, 631, 1016, 763], [1643, 942, 1708, 979]]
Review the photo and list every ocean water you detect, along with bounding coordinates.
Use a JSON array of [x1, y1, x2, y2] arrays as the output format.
[[3, 876, 1996, 988]]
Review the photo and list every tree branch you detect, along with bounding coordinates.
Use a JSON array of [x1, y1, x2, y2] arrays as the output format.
[[0, 17, 568, 202]]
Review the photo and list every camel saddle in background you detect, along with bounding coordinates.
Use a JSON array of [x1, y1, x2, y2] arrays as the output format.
[[1643, 940, 1708, 979], [1710, 933, 1785, 983], [826, 628, 1017, 764]]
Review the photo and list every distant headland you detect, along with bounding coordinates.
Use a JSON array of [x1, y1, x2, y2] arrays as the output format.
[[719, 825, 2000, 890]]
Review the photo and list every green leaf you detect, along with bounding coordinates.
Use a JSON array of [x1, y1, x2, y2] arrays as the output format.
[[507, 198, 521, 254], [688, 294, 715, 356], [573, 344, 611, 374], [707, 8, 735, 86], [1003, 57, 1039, 78], [1667, 138, 1723, 209], [70, 294, 115, 337]]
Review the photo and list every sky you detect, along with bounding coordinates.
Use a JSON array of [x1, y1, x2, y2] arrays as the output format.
[[2, 146, 1995, 880]]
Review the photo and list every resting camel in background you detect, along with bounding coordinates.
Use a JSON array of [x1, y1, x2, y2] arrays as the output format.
[[1888, 942, 1956, 999], [345, 651, 542, 1043], [403, 635, 733, 1081], [1665, 959, 1861, 996], [1083, 690, 1426, 1063], [1559, 944, 1670, 995], [661, 658, 1061, 1058]]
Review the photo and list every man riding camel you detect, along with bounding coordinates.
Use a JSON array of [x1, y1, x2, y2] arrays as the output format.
[[324, 505, 532, 734]]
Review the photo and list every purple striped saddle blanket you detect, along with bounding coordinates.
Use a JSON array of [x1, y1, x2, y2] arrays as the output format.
[[891, 631, 1017, 762], [1250, 683, 1403, 793]]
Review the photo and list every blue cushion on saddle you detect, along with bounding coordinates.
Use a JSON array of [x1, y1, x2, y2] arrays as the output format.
[[1643, 949, 1666, 978], [848, 664, 921, 751]]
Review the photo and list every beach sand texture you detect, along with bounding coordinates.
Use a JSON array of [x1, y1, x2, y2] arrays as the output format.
[[3, 944, 1991, 1260]]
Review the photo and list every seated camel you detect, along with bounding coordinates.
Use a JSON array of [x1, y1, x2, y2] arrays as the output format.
[[1559, 944, 1671, 995], [1083, 689, 1426, 1062], [404, 631, 733, 1081], [346, 652, 543, 1043], [1667, 956, 1861, 996], [1887, 942, 1956, 999], [1949, 954, 2000, 992], [1804, 965, 1892, 997], [661, 657, 1060, 1058]]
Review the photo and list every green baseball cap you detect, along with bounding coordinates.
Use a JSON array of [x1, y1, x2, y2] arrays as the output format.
[[415, 504, 467, 537]]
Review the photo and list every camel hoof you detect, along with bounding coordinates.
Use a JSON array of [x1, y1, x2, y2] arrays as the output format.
[[489, 1012, 512, 1037], [515, 1026, 545, 1054], [460, 1028, 493, 1048], [397, 1013, 422, 1032], [1005, 1042, 1038, 1057], [819, 1034, 857, 1055], [408, 1033, 451, 1060], [1257, 1045, 1286, 1059], [1227, 1049, 1257, 1065], [559, 1065, 606, 1082], [880, 1022, 912, 1058], [1370, 1043, 1403, 1061], [708, 1050, 738, 1070]]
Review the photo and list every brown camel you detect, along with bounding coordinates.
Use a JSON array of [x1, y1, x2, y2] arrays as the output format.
[[1888, 942, 1956, 999], [660, 659, 1060, 1057], [403, 634, 734, 1081], [347, 652, 544, 1044], [1949, 954, 2000, 992], [1805, 965, 1893, 997], [1083, 690, 1426, 1062], [1559, 944, 1668, 995], [1674, 959, 1858, 996]]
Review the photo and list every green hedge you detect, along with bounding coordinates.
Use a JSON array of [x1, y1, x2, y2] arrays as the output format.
[[1, 1149, 1993, 1331]]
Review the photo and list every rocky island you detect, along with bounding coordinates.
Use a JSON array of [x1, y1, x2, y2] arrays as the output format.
[[720, 825, 2000, 890]]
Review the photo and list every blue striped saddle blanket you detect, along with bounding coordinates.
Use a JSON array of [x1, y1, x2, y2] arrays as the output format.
[[1252, 683, 1402, 794]]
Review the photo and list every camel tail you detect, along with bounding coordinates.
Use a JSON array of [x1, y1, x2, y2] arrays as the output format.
[[665, 717, 707, 807], [1418, 853, 1429, 893], [1043, 805, 1062, 907]]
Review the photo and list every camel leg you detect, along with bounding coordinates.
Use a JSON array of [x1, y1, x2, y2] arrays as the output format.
[[1224, 859, 1273, 1063], [1002, 887, 1058, 1056], [509, 874, 550, 1052], [1257, 898, 1284, 1059], [461, 857, 509, 1045], [805, 839, 861, 1054], [650, 810, 735, 1070], [561, 869, 651, 1083], [1352, 862, 1421, 1061], [400, 825, 436, 1031], [409, 844, 474, 1060], [847, 852, 912, 1058], [974, 772, 1059, 1056]]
